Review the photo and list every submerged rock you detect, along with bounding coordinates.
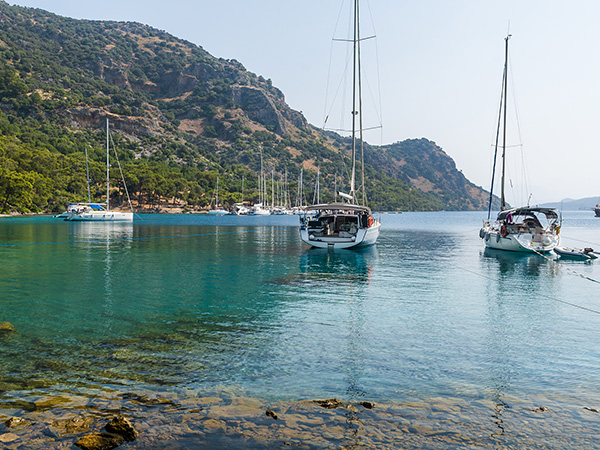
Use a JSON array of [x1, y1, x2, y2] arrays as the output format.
[[359, 401, 375, 409], [0, 432, 19, 443], [74, 432, 124, 450], [266, 409, 278, 420], [313, 398, 343, 409], [103, 415, 138, 442], [0, 322, 16, 333], [531, 406, 549, 412], [46, 416, 94, 437], [4, 416, 30, 428]]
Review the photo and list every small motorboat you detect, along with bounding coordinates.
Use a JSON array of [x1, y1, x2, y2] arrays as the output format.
[[554, 246, 599, 260]]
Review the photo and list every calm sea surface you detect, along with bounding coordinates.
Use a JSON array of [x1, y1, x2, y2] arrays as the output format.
[[1, 211, 599, 448]]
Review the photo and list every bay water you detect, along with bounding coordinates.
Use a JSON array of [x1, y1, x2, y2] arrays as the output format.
[[1, 211, 599, 448]]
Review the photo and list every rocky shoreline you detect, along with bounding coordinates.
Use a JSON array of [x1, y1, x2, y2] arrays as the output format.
[[1, 387, 599, 449]]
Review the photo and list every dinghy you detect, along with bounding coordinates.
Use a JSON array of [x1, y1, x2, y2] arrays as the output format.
[[554, 246, 598, 260]]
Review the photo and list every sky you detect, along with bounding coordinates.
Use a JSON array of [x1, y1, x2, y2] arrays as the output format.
[[9, 0, 600, 204]]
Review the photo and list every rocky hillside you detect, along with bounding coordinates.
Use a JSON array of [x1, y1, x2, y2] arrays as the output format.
[[0, 2, 492, 213]]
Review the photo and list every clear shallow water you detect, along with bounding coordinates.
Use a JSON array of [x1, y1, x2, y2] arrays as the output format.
[[1, 211, 600, 447]]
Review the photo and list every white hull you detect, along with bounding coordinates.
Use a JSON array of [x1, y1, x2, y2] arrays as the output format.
[[481, 228, 559, 253], [301, 221, 380, 249], [67, 211, 133, 222], [208, 209, 229, 216]]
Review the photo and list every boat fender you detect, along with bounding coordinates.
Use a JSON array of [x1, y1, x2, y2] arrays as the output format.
[[479, 228, 486, 239], [368, 216, 374, 227], [500, 225, 508, 238]]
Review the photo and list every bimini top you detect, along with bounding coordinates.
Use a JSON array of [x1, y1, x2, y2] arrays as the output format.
[[497, 207, 560, 220], [304, 202, 372, 214]]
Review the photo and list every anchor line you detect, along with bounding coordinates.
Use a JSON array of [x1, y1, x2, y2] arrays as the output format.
[[528, 246, 600, 285], [377, 235, 600, 315]]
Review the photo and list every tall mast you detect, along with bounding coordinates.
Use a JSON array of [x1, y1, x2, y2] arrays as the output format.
[[349, 0, 358, 204], [357, 0, 366, 206], [84, 145, 91, 203], [500, 34, 510, 211], [106, 118, 110, 212]]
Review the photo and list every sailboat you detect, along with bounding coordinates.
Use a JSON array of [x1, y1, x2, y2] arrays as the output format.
[[208, 177, 229, 215], [54, 145, 101, 218], [299, 0, 381, 249], [479, 35, 561, 253], [66, 118, 133, 222], [251, 148, 270, 215]]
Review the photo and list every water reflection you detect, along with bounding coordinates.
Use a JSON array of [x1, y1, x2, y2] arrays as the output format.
[[67, 221, 134, 244], [298, 247, 377, 286], [480, 247, 563, 447], [482, 247, 559, 279]]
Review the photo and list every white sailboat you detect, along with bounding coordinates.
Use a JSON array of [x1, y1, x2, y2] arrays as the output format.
[[208, 177, 229, 215], [479, 35, 561, 253], [251, 148, 270, 215], [299, 0, 381, 249], [66, 119, 133, 222]]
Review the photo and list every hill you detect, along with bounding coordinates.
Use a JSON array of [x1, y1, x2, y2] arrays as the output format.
[[541, 196, 599, 211], [0, 2, 492, 213]]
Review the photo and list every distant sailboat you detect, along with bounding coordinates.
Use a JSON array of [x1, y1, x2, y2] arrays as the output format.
[[208, 177, 229, 215], [66, 119, 133, 222], [299, 0, 381, 249], [251, 148, 270, 215], [479, 35, 560, 252]]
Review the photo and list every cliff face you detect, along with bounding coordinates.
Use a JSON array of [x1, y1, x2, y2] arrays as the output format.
[[368, 138, 491, 210], [0, 1, 492, 212]]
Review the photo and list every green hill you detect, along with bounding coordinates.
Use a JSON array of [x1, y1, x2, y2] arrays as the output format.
[[0, 2, 492, 214]]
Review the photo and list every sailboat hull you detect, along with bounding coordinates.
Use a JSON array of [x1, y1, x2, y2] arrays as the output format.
[[67, 211, 133, 222], [300, 212, 380, 249], [481, 228, 558, 253]]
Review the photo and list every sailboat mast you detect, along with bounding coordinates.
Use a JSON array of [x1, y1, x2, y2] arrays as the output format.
[[84, 146, 91, 203], [500, 35, 510, 211], [357, 1, 366, 206], [349, 0, 358, 204], [106, 118, 110, 212]]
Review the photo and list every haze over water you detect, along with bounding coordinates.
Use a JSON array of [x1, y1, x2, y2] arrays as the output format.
[[1, 212, 599, 448]]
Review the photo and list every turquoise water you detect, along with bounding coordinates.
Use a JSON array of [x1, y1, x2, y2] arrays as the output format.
[[1, 211, 600, 447]]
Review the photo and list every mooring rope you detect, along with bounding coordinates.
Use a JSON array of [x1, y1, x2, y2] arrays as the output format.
[[377, 234, 600, 315]]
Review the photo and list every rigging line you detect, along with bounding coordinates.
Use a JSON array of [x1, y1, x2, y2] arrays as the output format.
[[490, 144, 523, 149], [560, 235, 600, 248], [458, 263, 600, 315], [365, 0, 383, 146], [527, 245, 600, 285], [487, 65, 506, 220], [0, 227, 290, 248], [109, 132, 134, 213], [376, 234, 600, 314], [508, 55, 531, 205], [323, 0, 346, 128]]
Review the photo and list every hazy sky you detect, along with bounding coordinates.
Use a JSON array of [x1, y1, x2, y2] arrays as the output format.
[[9, 0, 600, 204]]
